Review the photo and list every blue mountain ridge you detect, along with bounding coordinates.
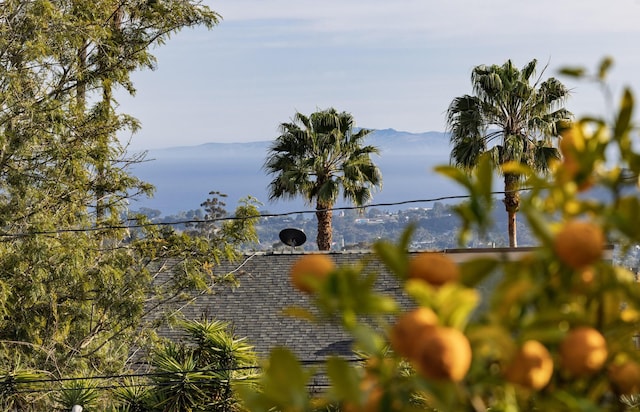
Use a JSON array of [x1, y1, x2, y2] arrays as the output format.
[[127, 129, 464, 215]]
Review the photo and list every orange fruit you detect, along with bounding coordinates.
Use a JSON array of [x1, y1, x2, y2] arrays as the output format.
[[407, 252, 459, 286], [553, 220, 605, 270], [609, 361, 640, 395], [411, 326, 472, 382], [559, 327, 608, 376], [389, 307, 438, 358], [289, 254, 335, 293], [504, 340, 554, 390]]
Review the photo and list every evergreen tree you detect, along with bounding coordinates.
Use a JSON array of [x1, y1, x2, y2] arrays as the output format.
[[0, 3, 259, 408]]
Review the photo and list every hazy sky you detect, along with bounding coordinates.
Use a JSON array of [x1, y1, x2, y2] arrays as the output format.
[[118, 0, 640, 150]]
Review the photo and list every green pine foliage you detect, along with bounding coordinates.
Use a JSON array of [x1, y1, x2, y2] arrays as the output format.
[[0, 1, 260, 409]]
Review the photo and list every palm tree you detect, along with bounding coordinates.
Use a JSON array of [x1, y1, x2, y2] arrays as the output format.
[[446, 59, 571, 247], [264, 108, 382, 250], [146, 319, 257, 412]]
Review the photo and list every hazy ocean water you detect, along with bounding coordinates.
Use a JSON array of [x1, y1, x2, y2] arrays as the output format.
[[128, 130, 466, 216]]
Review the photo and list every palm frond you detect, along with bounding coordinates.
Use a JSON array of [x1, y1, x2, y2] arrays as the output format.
[[520, 59, 538, 81], [264, 108, 382, 248]]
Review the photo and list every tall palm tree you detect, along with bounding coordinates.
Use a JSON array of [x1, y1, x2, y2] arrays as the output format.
[[264, 108, 382, 250], [446, 59, 571, 247]]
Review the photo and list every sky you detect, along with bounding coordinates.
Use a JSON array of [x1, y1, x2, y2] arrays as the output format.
[[117, 0, 640, 150]]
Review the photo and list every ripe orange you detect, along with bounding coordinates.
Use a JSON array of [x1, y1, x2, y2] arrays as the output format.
[[553, 220, 605, 270], [609, 361, 640, 395], [504, 340, 554, 390], [389, 307, 438, 359], [559, 327, 608, 376], [407, 252, 460, 286], [289, 254, 336, 294], [411, 326, 472, 382]]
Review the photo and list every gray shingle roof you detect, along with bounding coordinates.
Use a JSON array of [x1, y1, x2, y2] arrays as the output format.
[[153, 247, 607, 363], [158, 251, 407, 363]]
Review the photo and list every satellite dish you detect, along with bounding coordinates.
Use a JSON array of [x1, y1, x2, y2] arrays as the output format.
[[279, 228, 307, 247]]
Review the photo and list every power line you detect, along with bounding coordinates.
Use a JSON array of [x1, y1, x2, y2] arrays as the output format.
[[0, 192, 514, 239], [1, 169, 637, 240], [7, 358, 361, 386], [5, 358, 365, 394]]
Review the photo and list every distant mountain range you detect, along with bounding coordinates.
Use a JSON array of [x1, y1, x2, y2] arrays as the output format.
[[128, 129, 468, 215]]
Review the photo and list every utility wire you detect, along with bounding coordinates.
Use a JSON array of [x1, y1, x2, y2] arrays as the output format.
[[5, 358, 365, 394], [7, 358, 361, 386], [0, 191, 517, 239], [1, 169, 637, 239]]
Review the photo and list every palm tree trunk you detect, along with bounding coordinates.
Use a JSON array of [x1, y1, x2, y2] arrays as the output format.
[[507, 208, 517, 248], [504, 173, 520, 248], [316, 202, 333, 250]]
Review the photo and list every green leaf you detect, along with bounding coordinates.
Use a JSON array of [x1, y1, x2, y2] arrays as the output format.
[[368, 295, 399, 315], [477, 154, 495, 199], [281, 306, 318, 322], [466, 324, 514, 356], [614, 87, 634, 142], [433, 284, 480, 329], [434, 165, 473, 190], [558, 67, 586, 78], [459, 257, 499, 287], [598, 56, 614, 80], [523, 206, 554, 246], [405, 279, 438, 307], [398, 223, 416, 251], [259, 347, 312, 410], [351, 324, 386, 354], [404, 281, 479, 329], [501, 161, 531, 177], [373, 239, 408, 279], [551, 390, 603, 412], [492, 276, 538, 318], [326, 357, 361, 402]]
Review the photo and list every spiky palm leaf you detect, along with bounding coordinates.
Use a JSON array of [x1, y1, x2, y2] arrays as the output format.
[[446, 59, 571, 247], [150, 344, 216, 412], [53, 378, 101, 411], [264, 108, 382, 250], [112, 378, 153, 412], [148, 319, 257, 411]]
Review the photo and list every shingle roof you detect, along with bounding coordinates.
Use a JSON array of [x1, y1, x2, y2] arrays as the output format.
[[157, 251, 408, 363], [153, 247, 563, 364]]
